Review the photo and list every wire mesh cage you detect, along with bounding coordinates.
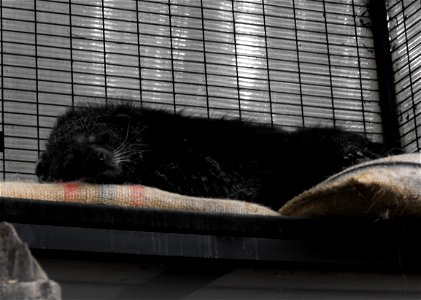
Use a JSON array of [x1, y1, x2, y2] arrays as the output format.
[[0, 0, 419, 181], [387, 0, 420, 153]]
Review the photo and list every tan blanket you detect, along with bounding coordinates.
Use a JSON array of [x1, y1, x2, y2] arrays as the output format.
[[0, 154, 420, 219], [279, 153, 421, 219], [0, 181, 279, 216]]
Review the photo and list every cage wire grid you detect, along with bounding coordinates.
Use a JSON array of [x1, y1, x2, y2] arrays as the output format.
[[387, 0, 421, 153], [0, 0, 417, 181]]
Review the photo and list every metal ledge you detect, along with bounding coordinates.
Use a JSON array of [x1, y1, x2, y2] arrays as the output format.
[[2, 197, 421, 268]]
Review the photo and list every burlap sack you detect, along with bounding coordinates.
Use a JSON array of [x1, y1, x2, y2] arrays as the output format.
[[1, 154, 420, 219], [0, 181, 279, 216], [279, 153, 421, 219]]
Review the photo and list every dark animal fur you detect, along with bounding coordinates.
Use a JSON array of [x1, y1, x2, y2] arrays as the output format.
[[36, 104, 393, 209]]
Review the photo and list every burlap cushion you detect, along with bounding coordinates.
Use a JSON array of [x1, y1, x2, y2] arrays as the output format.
[[1, 154, 420, 219], [0, 181, 279, 216], [279, 153, 421, 219]]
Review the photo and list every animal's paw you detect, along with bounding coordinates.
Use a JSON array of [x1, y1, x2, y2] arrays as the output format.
[[342, 146, 378, 167]]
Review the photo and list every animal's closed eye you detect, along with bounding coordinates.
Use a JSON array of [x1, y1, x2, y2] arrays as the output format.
[[94, 131, 112, 144], [112, 113, 131, 128]]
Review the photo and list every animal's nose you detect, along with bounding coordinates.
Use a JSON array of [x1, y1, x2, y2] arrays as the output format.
[[91, 146, 112, 162], [97, 150, 107, 161]]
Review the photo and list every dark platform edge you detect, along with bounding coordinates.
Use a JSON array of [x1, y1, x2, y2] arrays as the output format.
[[2, 197, 421, 268]]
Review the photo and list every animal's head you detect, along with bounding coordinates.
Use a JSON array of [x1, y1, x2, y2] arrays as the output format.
[[36, 104, 143, 183]]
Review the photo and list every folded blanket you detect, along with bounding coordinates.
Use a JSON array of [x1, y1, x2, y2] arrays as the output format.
[[1, 154, 419, 219], [0, 181, 279, 216], [279, 153, 421, 219]]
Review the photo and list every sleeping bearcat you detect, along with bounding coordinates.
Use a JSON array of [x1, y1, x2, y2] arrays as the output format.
[[36, 104, 393, 209]]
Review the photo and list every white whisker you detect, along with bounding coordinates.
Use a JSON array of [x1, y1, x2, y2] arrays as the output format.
[[113, 111, 133, 153]]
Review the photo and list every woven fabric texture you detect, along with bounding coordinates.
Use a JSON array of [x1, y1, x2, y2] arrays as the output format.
[[1, 154, 419, 219], [279, 154, 421, 218], [0, 181, 280, 216]]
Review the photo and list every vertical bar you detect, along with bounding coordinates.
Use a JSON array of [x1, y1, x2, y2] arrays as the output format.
[[34, 1, 41, 157], [292, 0, 305, 127], [231, 0, 242, 121], [101, 0, 108, 106], [261, 0, 274, 127], [0, 132, 3, 153], [69, 0, 75, 108], [135, 0, 143, 106], [0, 0, 5, 180], [322, 0, 336, 128], [200, 0, 210, 119], [369, 0, 402, 150], [351, 0, 367, 135], [167, 0, 177, 113]]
